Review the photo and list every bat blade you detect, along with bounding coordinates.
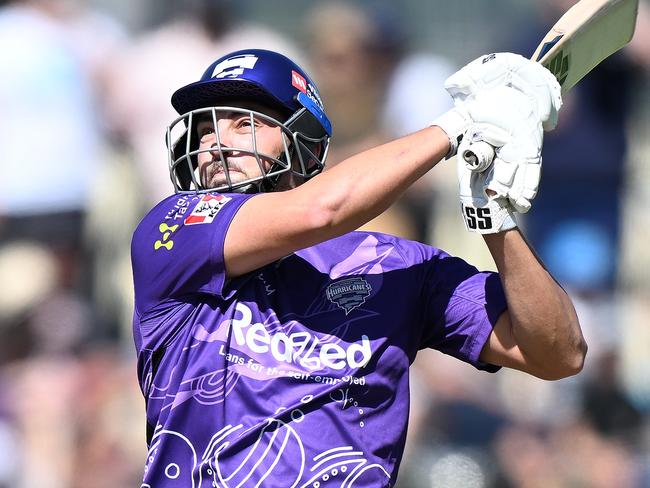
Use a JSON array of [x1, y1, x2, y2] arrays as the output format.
[[462, 0, 639, 170], [532, 0, 639, 94]]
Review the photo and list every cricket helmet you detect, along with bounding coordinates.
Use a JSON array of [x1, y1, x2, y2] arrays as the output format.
[[166, 49, 332, 193]]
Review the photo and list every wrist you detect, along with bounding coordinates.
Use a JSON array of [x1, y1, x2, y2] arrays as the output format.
[[430, 106, 471, 159], [427, 125, 452, 160]]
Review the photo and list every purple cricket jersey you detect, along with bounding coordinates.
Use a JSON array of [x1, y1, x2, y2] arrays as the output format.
[[131, 192, 507, 488]]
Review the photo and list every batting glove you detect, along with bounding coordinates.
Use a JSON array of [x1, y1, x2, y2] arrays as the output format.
[[430, 105, 472, 159], [444, 52, 562, 131], [458, 156, 518, 234], [457, 85, 544, 232]]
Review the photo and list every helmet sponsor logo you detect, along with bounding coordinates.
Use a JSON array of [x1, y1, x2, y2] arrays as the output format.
[[306, 82, 324, 110], [326, 277, 372, 315], [291, 70, 307, 94], [184, 194, 231, 225], [211, 54, 259, 79]]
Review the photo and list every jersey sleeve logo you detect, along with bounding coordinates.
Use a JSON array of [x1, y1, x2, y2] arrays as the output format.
[[184, 194, 231, 225]]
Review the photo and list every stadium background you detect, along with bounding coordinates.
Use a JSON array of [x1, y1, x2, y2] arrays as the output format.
[[0, 0, 648, 486]]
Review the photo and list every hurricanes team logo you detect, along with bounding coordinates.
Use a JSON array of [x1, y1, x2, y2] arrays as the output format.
[[326, 277, 372, 315]]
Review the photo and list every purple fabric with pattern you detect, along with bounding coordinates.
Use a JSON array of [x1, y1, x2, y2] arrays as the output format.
[[131, 192, 507, 487]]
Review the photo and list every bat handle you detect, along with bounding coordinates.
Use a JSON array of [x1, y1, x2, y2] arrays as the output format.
[[461, 141, 496, 172]]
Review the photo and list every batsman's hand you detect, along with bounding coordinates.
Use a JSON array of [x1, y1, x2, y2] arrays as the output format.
[[458, 156, 518, 234], [462, 85, 543, 213], [432, 52, 561, 162], [444, 52, 562, 131], [457, 85, 544, 232]]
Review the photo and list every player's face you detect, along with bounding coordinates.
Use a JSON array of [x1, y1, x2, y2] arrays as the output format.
[[196, 103, 286, 189]]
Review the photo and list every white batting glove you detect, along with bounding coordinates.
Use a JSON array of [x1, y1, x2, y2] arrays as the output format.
[[430, 105, 471, 159], [457, 86, 544, 232], [444, 52, 562, 131], [458, 157, 518, 234], [462, 85, 544, 213]]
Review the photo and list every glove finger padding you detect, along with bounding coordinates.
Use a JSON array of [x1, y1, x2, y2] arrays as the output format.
[[490, 133, 543, 213], [465, 86, 543, 142], [444, 53, 562, 130], [507, 58, 562, 131], [444, 53, 532, 101], [459, 85, 544, 214], [486, 156, 517, 198], [508, 156, 542, 213]]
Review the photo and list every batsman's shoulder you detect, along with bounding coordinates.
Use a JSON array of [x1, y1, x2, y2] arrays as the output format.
[[347, 230, 447, 267]]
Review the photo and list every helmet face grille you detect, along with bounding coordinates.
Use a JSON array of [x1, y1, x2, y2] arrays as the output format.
[[166, 106, 329, 194]]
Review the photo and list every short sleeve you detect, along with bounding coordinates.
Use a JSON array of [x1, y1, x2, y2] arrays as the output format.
[[396, 239, 507, 372], [131, 192, 253, 313]]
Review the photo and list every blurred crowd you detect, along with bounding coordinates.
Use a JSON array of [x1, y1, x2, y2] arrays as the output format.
[[0, 0, 648, 486]]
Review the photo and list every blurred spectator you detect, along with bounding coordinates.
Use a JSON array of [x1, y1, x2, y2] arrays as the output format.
[[0, 0, 125, 339], [382, 51, 455, 243], [0, 1, 647, 487], [507, 0, 650, 295], [0, 1, 138, 486], [0, 0, 99, 251], [582, 350, 644, 446], [0, 347, 144, 487], [304, 2, 453, 242], [494, 421, 642, 488], [304, 2, 413, 239], [304, 2, 397, 161]]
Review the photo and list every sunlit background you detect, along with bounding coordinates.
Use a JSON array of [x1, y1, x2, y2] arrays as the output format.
[[0, 0, 648, 486]]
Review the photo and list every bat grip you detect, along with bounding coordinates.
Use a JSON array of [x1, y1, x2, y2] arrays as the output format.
[[461, 141, 496, 172]]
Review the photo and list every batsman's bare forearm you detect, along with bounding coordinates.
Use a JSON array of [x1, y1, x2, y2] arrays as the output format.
[[483, 229, 587, 380], [226, 126, 449, 277]]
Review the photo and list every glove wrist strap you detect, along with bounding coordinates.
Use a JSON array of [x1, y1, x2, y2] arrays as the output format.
[[460, 200, 518, 234], [431, 108, 470, 159]]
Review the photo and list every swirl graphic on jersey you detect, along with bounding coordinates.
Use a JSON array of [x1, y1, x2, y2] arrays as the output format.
[[142, 413, 390, 487]]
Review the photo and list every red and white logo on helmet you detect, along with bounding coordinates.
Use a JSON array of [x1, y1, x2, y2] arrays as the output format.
[[291, 70, 307, 94]]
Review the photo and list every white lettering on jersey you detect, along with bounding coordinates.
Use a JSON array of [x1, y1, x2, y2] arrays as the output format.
[[211, 54, 259, 79], [224, 303, 372, 371]]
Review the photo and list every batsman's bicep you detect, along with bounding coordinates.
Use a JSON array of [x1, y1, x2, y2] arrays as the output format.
[[224, 191, 332, 278], [479, 311, 534, 374]]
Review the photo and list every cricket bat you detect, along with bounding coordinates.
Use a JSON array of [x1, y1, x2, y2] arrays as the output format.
[[462, 0, 640, 171]]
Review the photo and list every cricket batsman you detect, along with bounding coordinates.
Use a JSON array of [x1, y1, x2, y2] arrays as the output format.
[[131, 49, 587, 487]]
